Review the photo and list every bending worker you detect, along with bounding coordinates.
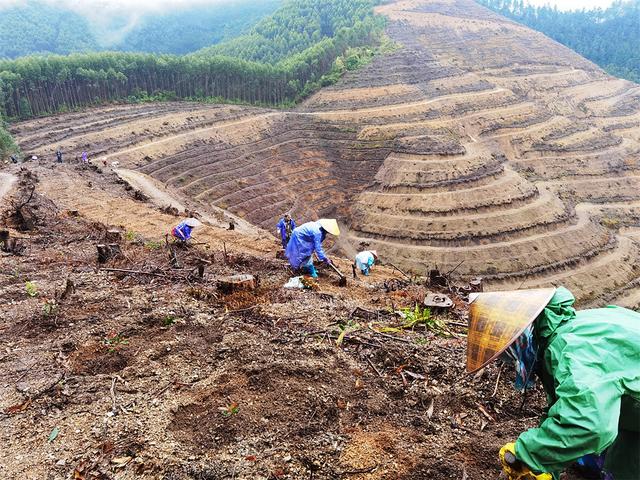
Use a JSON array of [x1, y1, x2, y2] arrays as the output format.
[[354, 250, 377, 276], [285, 218, 340, 278], [466, 287, 639, 480], [171, 218, 201, 243], [276, 213, 296, 249]]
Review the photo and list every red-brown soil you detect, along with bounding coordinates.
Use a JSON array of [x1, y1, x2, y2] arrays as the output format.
[[0, 165, 548, 479]]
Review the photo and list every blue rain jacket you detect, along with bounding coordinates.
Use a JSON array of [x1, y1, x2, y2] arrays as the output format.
[[277, 217, 296, 247], [172, 222, 193, 241], [285, 221, 327, 269], [355, 251, 375, 274]]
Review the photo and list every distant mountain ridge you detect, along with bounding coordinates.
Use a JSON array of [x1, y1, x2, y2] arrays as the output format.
[[0, 0, 281, 58], [477, 0, 640, 83]]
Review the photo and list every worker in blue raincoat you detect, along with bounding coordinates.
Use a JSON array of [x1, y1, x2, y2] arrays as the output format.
[[355, 250, 378, 276], [285, 218, 340, 278], [276, 213, 296, 249], [171, 218, 201, 243]]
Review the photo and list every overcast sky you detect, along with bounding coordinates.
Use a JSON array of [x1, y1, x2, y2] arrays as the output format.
[[0, 0, 238, 14], [523, 0, 616, 9], [0, 0, 621, 12]]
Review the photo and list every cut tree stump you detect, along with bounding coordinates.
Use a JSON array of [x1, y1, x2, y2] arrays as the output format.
[[105, 229, 123, 243], [1, 232, 24, 255], [469, 277, 484, 292], [17, 207, 36, 231], [217, 274, 257, 294], [97, 244, 122, 264]]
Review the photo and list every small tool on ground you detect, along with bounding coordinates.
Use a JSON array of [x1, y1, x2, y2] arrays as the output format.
[[327, 262, 347, 287]]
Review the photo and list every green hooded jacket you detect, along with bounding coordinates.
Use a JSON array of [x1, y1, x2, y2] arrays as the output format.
[[515, 287, 640, 479]]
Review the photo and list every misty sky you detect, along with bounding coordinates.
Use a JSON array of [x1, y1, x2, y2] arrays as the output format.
[[525, 0, 616, 9], [0, 0, 241, 16], [0, 0, 621, 12]]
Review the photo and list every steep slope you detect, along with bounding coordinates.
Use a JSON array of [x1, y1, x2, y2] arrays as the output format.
[[11, 0, 640, 306]]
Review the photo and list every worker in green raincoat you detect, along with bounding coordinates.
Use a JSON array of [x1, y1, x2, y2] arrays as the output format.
[[466, 287, 640, 480]]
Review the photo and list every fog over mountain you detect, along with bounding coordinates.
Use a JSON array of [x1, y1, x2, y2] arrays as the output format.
[[0, 0, 281, 55]]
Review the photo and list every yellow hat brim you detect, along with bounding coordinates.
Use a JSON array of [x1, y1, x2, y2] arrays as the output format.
[[318, 218, 340, 236], [466, 288, 556, 373]]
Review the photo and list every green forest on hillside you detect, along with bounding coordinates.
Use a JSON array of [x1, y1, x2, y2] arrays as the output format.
[[0, 0, 385, 160], [196, 0, 378, 63], [0, 2, 98, 58], [478, 0, 640, 83], [0, 0, 281, 58]]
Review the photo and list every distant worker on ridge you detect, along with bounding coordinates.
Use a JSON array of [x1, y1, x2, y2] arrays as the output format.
[[354, 250, 378, 276], [56, 149, 63, 163], [81, 151, 88, 164], [285, 219, 340, 278], [171, 218, 201, 243], [276, 213, 296, 249]]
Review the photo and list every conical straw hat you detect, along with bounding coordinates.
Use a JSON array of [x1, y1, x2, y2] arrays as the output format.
[[184, 218, 201, 228], [318, 218, 340, 236], [466, 288, 556, 373]]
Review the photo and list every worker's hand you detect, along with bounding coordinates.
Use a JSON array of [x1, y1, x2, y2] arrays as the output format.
[[323, 258, 332, 265], [499, 443, 552, 480]]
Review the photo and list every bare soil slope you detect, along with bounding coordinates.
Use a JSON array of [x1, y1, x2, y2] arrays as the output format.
[[10, 0, 640, 308], [0, 165, 546, 479]]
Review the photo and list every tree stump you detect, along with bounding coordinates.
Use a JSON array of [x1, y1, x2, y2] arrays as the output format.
[[97, 244, 122, 263], [105, 229, 123, 243], [469, 277, 484, 293], [217, 274, 257, 294], [17, 207, 36, 231], [60, 279, 76, 301], [429, 269, 447, 287], [169, 246, 182, 268], [1, 237, 24, 255]]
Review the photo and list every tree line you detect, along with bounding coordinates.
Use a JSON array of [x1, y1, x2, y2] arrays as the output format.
[[478, 0, 640, 83], [0, 0, 383, 120], [0, 0, 384, 160]]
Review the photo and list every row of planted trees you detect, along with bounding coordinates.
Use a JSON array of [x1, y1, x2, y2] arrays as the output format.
[[0, 15, 384, 120]]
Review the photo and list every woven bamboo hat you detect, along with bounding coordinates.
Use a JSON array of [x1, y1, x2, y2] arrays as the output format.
[[466, 288, 556, 373], [184, 218, 201, 228], [318, 218, 340, 236]]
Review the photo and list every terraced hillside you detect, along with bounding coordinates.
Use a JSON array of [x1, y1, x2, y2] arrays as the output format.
[[11, 0, 640, 307]]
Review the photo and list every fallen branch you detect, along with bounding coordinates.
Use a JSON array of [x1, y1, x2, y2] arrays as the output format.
[[337, 464, 378, 475], [491, 364, 503, 398], [368, 328, 415, 344], [388, 262, 411, 280], [110, 376, 119, 415], [100, 268, 168, 278], [350, 306, 375, 319], [446, 321, 469, 328], [226, 304, 261, 314], [476, 402, 496, 422], [366, 358, 383, 378]]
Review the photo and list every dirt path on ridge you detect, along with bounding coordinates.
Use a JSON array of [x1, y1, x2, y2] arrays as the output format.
[[114, 168, 263, 236], [0, 172, 17, 202]]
